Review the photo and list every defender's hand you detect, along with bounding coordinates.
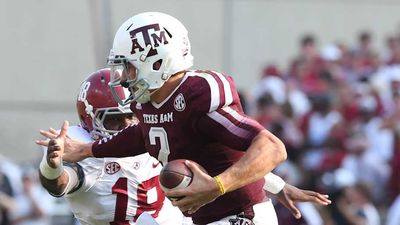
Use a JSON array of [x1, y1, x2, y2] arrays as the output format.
[[36, 121, 69, 147], [46, 139, 64, 168], [276, 183, 331, 219], [43, 121, 69, 168], [36, 121, 91, 162]]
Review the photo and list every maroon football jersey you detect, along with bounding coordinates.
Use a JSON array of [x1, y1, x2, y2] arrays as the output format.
[[93, 70, 267, 223]]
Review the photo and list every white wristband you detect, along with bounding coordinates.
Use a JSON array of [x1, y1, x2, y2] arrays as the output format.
[[39, 150, 63, 180], [264, 172, 286, 194], [53, 167, 78, 197]]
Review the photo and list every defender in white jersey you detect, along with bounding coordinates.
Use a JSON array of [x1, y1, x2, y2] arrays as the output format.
[[38, 69, 183, 225], [64, 126, 181, 225]]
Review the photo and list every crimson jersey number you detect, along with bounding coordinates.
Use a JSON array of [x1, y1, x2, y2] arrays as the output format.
[[109, 176, 165, 224]]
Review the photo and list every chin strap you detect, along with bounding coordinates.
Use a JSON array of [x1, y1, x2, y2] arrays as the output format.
[[139, 45, 152, 62], [136, 90, 151, 104]]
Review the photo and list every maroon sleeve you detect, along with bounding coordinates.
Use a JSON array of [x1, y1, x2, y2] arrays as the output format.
[[92, 123, 147, 158], [195, 106, 264, 151]]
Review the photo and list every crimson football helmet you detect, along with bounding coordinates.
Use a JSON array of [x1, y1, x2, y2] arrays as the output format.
[[108, 12, 194, 105], [76, 68, 132, 139]]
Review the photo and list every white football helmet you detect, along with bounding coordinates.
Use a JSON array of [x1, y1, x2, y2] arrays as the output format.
[[108, 12, 194, 105]]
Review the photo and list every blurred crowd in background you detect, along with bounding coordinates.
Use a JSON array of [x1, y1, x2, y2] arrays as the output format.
[[0, 155, 74, 225], [1, 29, 400, 225], [243, 29, 400, 225]]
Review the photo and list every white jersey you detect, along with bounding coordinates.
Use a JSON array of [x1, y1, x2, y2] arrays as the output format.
[[64, 126, 183, 225]]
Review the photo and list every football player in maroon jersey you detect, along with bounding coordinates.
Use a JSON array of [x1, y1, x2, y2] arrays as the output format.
[[37, 12, 330, 224]]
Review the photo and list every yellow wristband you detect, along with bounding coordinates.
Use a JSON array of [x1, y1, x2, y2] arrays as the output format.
[[214, 175, 226, 195]]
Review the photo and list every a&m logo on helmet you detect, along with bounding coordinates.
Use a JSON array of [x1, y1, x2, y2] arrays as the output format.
[[174, 93, 186, 111], [129, 23, 170, 57]]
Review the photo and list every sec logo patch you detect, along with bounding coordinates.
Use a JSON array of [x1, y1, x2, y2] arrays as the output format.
[[105, 162, 121, 174], [174, 93, 186, 111]]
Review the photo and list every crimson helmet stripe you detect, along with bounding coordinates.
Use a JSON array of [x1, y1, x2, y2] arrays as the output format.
[[207, 108, 252, 139]]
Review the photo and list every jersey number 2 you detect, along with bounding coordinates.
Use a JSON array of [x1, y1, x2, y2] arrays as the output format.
[[149, 127, 170, 165], [110, 176, 165, 224]]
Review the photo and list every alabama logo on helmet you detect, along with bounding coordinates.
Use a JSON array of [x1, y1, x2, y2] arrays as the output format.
[[129, 24, 170, 57], [174, 93, 186, 111]]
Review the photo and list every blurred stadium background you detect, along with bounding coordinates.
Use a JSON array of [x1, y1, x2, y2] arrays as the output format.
[[1, 0, 400, 224]]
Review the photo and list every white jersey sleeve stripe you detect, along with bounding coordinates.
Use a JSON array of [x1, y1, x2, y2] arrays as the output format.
[[222, 106, 263, 129], [222, 106, 244, 122], [215, 72, 233, 108], [207, 110, 251, 138], [202, 73, 221, 112]]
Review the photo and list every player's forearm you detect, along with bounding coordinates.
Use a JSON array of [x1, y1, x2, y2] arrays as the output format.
[[218, 130, 287, 193], [39, 170, 70, 196], [57, 140, 93, 163], [39, 154, 81, 196], [39, 165, 81, 197], [67, 142, 93, 162], [80, 142, 94, 159], [92, 125, 147, 158]]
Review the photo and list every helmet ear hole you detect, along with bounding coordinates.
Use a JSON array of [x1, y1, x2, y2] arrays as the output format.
[[153, 59, 163, 71]]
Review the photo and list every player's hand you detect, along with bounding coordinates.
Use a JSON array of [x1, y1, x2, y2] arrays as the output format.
[[40, 121, 69, 168], [164, 160, 221, 215], [36, 121, 91, 162], [46, 138, 64, 168], [276, 183, 331, 219]]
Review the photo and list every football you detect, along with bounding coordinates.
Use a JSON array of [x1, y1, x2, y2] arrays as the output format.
[[159, 159, 194, 192]]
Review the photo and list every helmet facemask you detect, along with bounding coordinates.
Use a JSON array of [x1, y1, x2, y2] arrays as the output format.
[[91, 105, 133, 140], [108, 56, 142, 105], [108, 48, 174, 105]]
